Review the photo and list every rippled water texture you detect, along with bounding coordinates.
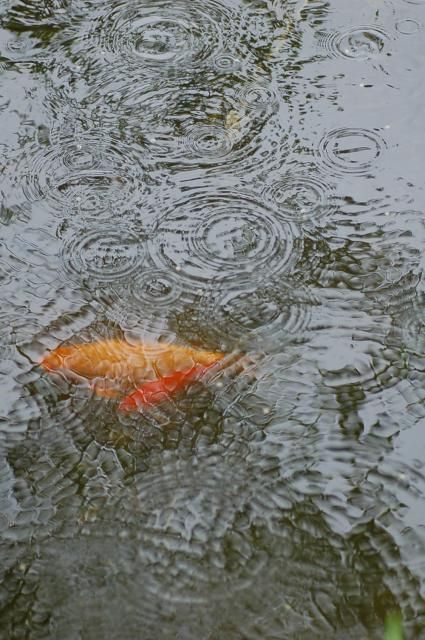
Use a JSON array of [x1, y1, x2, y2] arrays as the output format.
[[1, 0, 425, 637]]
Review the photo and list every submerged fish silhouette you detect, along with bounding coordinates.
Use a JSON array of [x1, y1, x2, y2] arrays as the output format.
[[40, 338, 224, 406]]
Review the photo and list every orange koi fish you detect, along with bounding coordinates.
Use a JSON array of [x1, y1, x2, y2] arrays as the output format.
[[118, 364, 209, 412], [40, 338, 224, 405]]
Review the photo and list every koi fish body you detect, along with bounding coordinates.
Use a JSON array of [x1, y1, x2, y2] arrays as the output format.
[[40, 338, 225, 406]]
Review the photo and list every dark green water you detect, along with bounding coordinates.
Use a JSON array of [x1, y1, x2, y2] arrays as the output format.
[[1, 0, 425, 637]]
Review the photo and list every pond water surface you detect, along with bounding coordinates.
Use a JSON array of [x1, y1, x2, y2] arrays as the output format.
[[1, 0, 425, 638]]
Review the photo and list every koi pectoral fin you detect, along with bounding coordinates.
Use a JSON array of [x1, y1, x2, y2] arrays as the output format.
[[118, 366, 207, 412]]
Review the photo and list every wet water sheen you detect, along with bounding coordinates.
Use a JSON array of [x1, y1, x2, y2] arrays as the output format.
[[1, 0, 425, 638]]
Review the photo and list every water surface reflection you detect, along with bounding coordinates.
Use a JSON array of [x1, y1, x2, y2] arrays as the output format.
[[1, 0, 425, 637]]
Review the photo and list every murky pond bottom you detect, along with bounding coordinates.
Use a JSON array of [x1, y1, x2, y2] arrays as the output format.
[[1, 0, 425, 638]]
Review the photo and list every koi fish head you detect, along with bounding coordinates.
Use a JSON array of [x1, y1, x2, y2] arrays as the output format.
[[39, 345, 83, 373]]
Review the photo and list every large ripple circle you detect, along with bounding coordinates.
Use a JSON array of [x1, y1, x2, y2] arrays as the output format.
[[89, 0, 235, 71], [148, 192, 299, 285], [61, 227, 145, 284], [198, 280, 314, 350], [134, 454, 267, 602], [21, 133, 143, 216]]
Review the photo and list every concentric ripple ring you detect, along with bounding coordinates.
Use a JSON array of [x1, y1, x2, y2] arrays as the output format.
[[316, 128, 387, 176], [319, 26, 390, 59], [148, 192, 299, 285], [87, 0, 236, 72], [263, 171, 336, 223], [61, 227, 145, 284]]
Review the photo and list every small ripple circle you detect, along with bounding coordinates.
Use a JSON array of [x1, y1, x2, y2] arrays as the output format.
[[319, 26, 390, 59], [236, 82, 278, 111], [263, 172, 336, 222], [396, 19, 422, 35], [133, 18, 191, 61], [131, 269, 181, 307], [316, 128, 387, 176], [212, 52, 242, 72], [183, 124, 234, 159]]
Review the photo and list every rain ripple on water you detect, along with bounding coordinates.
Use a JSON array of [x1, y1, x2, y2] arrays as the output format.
[[80, 0, 238, 76], [318, 26, 391, 60], [130, 453, 268, 603], [262, 165, 337, 224], [61, 225, 146, 286], [316, 127, 388, 177], [115, 78, 285, 175], [147, 190, 300, 287], [21, 129, 147, 217]]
